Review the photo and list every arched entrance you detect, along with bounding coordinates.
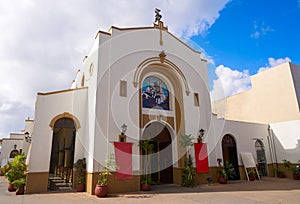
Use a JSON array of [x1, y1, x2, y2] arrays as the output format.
[[49, 117, 76, 190], [255, 140, 268, 176], [222, 134, 240, 180], [142, 122, 173, 184], [9, 144, 19, 158]]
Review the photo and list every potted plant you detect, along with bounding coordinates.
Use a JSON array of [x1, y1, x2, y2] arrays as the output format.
[[2, 163, 15, 192], [248, 168, 256, 181], [140, 175, 151, 191], [219, 169, 228, 184], [4, 154, 27, 194], [182, 154, 196, 187], [139, 138, 154, 191], [12, 178, 26, 195], [290, 166, 299, 180], [283, 159, 299, 180], [218, 161, 235, 184], [74, 158, 86, 192], [275, 167, 285, 178], [180, 134, 196, 187], [95, 154, 118, 197]]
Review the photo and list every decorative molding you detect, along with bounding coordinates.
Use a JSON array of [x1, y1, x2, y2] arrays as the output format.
[[38, 87, 87, 96], [133, 57, 190, 96], [49, 112, 81, 130]]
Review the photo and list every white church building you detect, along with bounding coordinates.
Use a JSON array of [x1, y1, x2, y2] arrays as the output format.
[[2, 12, 299, 195]]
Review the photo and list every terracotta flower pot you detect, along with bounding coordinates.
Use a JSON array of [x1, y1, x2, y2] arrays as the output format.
[[76, 183, 85, 192], [16, 186, 25, 195], [8, 183, 16, 192], [249, 176, 255, 181], [95, 184, 108, 197], [219, 177, 227, 184], [293, 174, 299, 180], [141, 183, 151, 191]]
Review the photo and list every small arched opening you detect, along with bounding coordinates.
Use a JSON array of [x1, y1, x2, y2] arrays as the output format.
[[222, 134, 240, 180], [255, 140, 268, 176]]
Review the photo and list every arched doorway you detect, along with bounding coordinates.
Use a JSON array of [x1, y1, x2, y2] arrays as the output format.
[[49, 117, 76, 190], [222, 134, 240, 180], [141, 122, 173, 184], [255, 140, 268, 176]]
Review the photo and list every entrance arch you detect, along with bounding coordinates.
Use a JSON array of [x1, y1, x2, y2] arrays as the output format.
[[141, 121, 174, 184], [255, 140, 268, 176], [222, 134, 240, 180], [49, 117, 76, 190]]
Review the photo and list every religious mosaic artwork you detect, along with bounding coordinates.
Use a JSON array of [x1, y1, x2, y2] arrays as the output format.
[[142, 76, 170, 110]]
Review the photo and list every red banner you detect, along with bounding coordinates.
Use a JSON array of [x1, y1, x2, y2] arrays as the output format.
[[114, 142, 133, 179], [194, 143, 209, 173]]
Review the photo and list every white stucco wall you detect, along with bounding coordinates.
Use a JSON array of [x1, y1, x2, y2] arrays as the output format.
[[0, 139, 23, 167], [270, 120, 300, 163], [206, 116, 271, 167], [91, 27, 211, 172], [28, 88, 88, 173]]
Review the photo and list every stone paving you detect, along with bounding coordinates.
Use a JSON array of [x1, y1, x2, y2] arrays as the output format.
[[1, 176, 300, 204]]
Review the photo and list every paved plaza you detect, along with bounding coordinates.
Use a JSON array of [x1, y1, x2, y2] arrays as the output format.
[[1, 176, 300, 204]]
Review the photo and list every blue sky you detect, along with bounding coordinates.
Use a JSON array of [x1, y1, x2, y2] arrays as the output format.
[[194, 0, 300, 83], [0, 0, 299, 137]]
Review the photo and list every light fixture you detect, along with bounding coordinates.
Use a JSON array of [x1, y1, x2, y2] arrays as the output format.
[[14, 144, 17, 150], [119, 124, 127, 142], [24, 132, 32, 143], [197, 129, 205, 143], [121, 124, 127, 135], [159, 50, 166, 63]]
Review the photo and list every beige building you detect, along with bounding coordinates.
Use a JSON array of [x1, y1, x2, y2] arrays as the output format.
[[213, 62, 300, 124], [213, 62, 300, 163]]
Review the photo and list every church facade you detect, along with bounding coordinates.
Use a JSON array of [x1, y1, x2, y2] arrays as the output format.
[[7, 16, 296, 194]]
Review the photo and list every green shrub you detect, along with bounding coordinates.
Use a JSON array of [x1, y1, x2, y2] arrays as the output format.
[[4, 154, 27, 187]]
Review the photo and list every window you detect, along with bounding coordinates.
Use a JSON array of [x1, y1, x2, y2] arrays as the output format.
[[81, 73, 85, 87], [89, 63, 94, 76], [194, 93, 200, 106], [9, 150, 19, 158], [120, 80, 127, 97], [142, 76, 170, 110]]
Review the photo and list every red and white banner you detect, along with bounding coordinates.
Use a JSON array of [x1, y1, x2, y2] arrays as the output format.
[[194, 143, 209, 173], [114, 142, 133, 179]]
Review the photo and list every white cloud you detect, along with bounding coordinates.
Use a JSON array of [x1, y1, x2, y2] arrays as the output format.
[[210, 65, 251, 101], [210, 57, 293, 101], [258, 57, 291, 72], [0, 0, 230, 137], [250, 21, 273, 39]]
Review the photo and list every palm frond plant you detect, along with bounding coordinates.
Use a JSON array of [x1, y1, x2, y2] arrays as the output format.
[[180, 134, 196, 187], [139, 138, 154, 190]]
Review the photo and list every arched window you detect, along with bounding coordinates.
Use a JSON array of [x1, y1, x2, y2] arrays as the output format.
[[255, 140, 268, 176], [142, 76, 170, 110], [9, 150, 19, 158]]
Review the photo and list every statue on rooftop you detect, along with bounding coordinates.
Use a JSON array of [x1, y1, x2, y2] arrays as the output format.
[[155, 8, 162, 23]]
